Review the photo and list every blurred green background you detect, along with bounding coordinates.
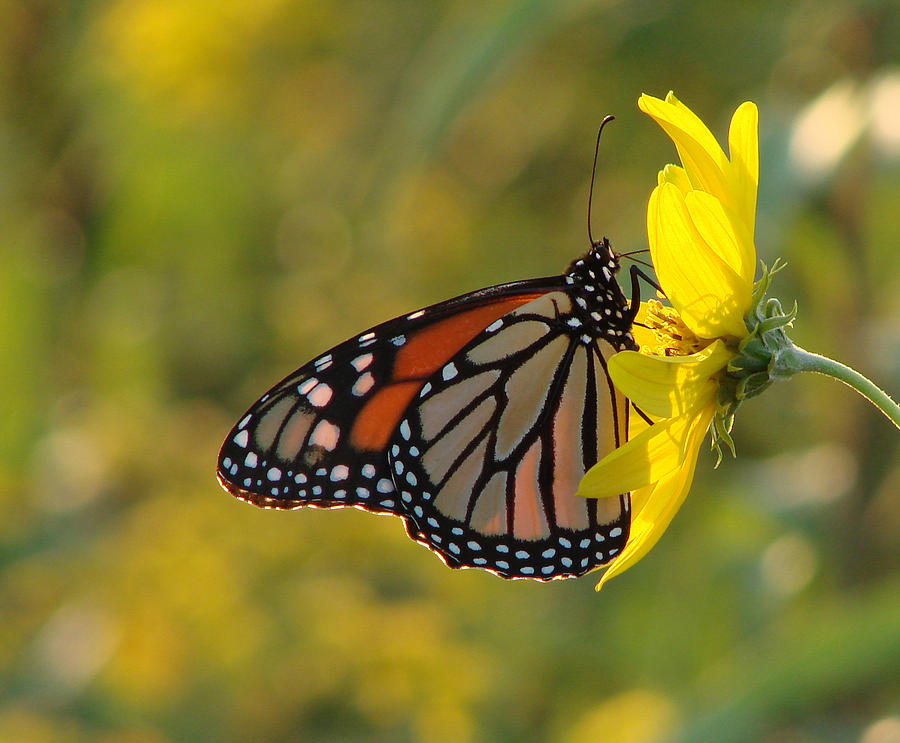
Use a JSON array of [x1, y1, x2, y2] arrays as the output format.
[[2, 1, 899, 741]]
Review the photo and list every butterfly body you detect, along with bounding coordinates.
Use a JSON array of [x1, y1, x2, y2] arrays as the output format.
[[218, 238, 637, 580]]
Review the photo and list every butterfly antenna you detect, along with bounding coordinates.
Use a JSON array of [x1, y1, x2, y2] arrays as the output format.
[[619, 248, 654, 270], [587, 115, 615, 247]]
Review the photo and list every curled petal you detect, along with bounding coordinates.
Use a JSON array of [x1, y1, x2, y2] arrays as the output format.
[[659, 164, 691, 194], [649, 183, 750, 339], [576, 411, 702, 499], [727, 100, 759, 248], [594, 405, 713, 590], [639, 93, 732, 204], [608, 340, 734, 417]]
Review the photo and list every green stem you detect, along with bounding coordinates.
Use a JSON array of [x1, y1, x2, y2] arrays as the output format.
[[783, 346, 900, 430]]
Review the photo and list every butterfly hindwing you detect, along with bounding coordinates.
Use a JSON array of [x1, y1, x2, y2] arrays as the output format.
[[389, 288, 631, 579]]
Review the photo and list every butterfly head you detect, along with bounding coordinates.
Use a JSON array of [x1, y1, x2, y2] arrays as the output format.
[[565, 237, 622, 289], [563, 237, 635, 349]]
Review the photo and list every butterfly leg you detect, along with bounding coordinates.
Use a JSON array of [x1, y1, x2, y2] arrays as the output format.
[[627, 264, 663, 325]]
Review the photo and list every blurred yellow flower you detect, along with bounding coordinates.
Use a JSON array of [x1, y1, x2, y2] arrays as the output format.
[[578, 92, 760, 589]]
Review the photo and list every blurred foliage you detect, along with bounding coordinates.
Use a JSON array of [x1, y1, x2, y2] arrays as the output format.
[[1, 0, 898, 741]]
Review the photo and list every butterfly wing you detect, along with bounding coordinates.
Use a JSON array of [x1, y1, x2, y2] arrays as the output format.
[[390, 289, 631, 580], [217, 279, 552, 514], [218, 239, 637, 581]]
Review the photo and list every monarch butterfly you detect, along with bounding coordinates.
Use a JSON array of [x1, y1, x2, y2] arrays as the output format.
[[217, 235, 641, 580]]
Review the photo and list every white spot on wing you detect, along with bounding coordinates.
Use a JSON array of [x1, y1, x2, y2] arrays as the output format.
[[351, 353, 373, 371], [352, 372, 375, 397], [442, 362, 458, 381], [307, 383, 333, 407], [233, 429, 249, 448], [298, 377, 318, 395], [330, 465, 349, 481], [309, 420, 340, 451]]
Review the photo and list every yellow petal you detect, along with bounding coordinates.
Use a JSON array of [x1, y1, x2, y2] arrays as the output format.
[[659, 164, 691, 194], [642, 94, 759, 290], [649, 182, 750, 339], [727, 100, 759, 250], [594, 405, 713, 589], [685, 190, 752, 295], [576, 412, 702, 499], [628, 404, 655, 441], [639, 93, 731, 204], [607, 340, 734, 417]]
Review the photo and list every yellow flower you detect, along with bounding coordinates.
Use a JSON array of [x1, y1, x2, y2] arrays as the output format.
[[578, 92, 760, 589]]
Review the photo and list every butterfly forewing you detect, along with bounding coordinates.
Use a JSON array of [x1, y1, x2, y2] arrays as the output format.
[[217, 281, 552, 513]]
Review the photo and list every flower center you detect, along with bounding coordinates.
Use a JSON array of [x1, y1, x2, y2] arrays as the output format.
[[641, 299, 708, 357]]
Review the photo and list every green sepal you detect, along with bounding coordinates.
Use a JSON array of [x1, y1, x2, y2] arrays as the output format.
[[710, 260, 798, 460]]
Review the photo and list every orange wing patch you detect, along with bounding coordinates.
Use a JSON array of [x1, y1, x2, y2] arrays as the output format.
[[351, 381, 421, 451], [351, 295, 541, 452], [393, 298, 539, 380]]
